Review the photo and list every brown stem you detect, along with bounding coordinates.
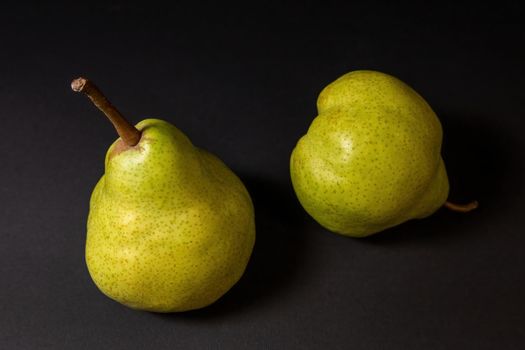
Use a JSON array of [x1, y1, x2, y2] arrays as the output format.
[[444, 200, 479, 213], [71, 77, 141, 146]]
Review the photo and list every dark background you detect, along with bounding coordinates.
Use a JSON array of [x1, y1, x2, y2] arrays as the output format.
[[1, 1, 524, 349]]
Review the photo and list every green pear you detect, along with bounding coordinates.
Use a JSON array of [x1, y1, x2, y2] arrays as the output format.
[[72, 78, 255, 312], [290, 70, 475, 237]]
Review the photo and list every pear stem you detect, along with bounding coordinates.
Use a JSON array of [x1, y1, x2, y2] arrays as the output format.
[[444, 200, 479, 213], [71, 77, 141, 146]]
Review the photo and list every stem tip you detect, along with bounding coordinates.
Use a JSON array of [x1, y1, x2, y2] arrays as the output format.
[[71, 77, 87, 92]]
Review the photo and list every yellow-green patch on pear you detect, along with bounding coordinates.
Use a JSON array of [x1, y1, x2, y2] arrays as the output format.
[[87, 119, 255, 312], [290, 70, 449, 237]]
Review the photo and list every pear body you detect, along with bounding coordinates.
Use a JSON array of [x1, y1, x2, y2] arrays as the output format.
[[290, 70, 449, 237], [86, 119, 255, 312]]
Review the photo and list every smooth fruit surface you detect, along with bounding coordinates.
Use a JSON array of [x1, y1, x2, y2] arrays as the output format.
[[86, 119, 255, 312], [290, 70, 449, 237]]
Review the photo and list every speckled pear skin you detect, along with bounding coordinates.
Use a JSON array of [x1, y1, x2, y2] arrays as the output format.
[[86, 119, 255, 312], [290, 70, 449, 237]]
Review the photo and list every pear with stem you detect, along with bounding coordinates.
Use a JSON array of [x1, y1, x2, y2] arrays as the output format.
[[72, 78, 255, 312], [290, 70, 477, 237]]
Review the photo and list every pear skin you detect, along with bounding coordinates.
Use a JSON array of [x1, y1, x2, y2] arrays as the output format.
[[290, 70, 449, 237], [73, 78, 255, 312], [87, 119, 255, 312]]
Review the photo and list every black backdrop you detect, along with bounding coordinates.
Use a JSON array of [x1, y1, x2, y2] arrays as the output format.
[[1, 1, 524, 349]]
